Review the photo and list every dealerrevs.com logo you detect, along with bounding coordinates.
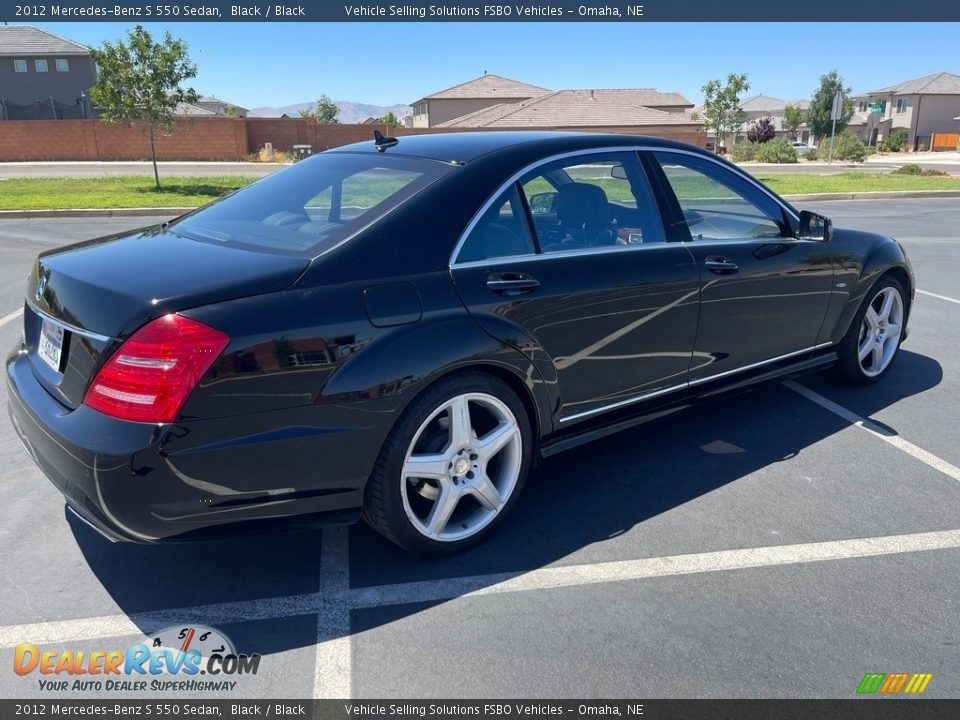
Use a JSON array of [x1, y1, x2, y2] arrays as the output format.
[[13, 625, 260, 693]]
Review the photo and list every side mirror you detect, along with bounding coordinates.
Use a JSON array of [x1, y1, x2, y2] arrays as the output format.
[[798, 210, 833, 242], [527, 192, 558, 215], [610, 164, 628, 180]]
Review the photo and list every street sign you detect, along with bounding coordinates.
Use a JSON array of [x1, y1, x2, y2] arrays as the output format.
[[868, 103, 884, 113], [831, 90, 844, 121]]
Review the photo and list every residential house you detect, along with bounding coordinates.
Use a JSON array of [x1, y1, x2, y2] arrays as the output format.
[[696, 94, 812, 148], [0, 25, 97, 119], [194, 95, 249, 117], [436, 88, 701, 143], [852, 72, 960, 150], [173, 102, 218, 117], [411, 73, 549, 127]]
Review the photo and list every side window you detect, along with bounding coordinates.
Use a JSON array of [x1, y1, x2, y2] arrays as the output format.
[[653, 152, 787, 241], [521, 153, 664, 252], [456, 184, 536, 264]]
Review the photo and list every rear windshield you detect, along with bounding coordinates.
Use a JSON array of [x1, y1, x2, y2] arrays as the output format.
[[170, 152, 453, 256]]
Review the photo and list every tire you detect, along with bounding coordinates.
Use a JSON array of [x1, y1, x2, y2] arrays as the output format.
[[362, 371, 533, 555], [834, 275, 908, 385]]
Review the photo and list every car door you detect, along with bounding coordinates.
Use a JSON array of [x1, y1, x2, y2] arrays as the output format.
[[647, 150, 834, 382], [451, 151, 700, 424]]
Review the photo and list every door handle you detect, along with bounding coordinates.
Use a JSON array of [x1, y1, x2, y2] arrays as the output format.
[[486, 272, 540, 295], [704, 256, 739, 274]]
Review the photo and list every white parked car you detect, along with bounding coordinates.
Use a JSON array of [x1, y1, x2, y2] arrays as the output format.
[[792, 141, 816, 157]]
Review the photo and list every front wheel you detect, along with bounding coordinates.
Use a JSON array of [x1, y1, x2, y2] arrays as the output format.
[[835, 277, 907, 385], [363, 372, 532, 555]]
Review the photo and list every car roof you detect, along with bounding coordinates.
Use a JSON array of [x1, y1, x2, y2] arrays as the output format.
[[328, 131, 705, 165]]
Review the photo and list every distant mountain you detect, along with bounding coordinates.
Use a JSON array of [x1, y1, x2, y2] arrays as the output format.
[[249, 100, 412, 123]]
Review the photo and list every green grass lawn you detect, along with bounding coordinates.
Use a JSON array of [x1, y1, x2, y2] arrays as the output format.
[[0, 176, 255, 211], [1, 171, 959, 212], [757, 172, 960, 195]]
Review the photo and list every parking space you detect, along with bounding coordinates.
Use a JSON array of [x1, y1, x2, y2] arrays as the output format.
[[1, 199, 958, 699]]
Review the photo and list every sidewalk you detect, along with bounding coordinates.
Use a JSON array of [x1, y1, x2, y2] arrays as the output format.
[[867, 151, 960, 165], [0, 161, 286, 179]]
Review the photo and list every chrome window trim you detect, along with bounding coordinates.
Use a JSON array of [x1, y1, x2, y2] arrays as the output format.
[[452, 240, 679, 270], [557, 342, 833, 424], [26, 298, 112, 343], [448, 144, 800, 269]]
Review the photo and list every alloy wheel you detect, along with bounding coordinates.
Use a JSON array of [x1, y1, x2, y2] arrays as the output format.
[[858, 286, 904, 378], [401, 392, 522, 542]]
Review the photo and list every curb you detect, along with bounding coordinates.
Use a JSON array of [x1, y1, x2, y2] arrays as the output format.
[[0, 207, 193, 219], [1, 190, 959, 219], [781, 190, 960, 202]]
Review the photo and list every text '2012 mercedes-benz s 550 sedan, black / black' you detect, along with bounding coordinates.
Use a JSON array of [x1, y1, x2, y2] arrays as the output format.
[[7, 132, 915, 554]]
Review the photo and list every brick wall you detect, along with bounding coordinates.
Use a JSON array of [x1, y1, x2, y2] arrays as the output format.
[[0, 118, 248, 161], [0, 118, 704, 162]]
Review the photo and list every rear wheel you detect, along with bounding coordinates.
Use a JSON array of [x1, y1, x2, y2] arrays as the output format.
[[363, 372, 532, 555], [835, 277, 907, 385]]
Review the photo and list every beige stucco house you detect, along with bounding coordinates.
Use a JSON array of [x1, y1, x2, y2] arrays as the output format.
[[434, 88, 702, 144], [852, 72, 960, 150], [694, 94, 811, 148], [410, 73, 549, 128]]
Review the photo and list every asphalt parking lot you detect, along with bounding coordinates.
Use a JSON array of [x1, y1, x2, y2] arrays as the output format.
[[0, 198, 958, 699]]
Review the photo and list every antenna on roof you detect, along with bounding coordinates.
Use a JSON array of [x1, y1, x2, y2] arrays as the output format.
[[373, 130, 399, 153]]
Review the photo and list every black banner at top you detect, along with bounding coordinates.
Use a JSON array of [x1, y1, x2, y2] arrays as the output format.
[[2, 0, 960, 22]]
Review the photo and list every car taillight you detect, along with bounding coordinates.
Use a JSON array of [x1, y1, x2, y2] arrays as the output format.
[[83, 314, 229, 423]]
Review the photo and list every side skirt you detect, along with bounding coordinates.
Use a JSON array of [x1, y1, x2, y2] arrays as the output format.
[[539, 352, 837, 458]]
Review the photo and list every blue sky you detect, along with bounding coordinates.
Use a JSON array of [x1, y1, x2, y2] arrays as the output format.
[[34, 22, 960, 109]]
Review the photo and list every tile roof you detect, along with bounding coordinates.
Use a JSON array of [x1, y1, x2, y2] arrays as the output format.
[[865, 72, 960, 96], [0, 25, 90, 56], [695, 95, 810, 116], [739, 94, 810, 113], [565, 88, 693, 108], [416, 74, 550, 101], [437, 90, 700, 128], [174, 102, 217, 116]]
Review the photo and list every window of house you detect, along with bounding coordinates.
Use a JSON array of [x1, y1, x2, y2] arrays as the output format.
[[858, 101, 867, 112], [35, 59, 48, 72], [896, 98, 907, 114], [14, 59, 28, 73], [55, 59, 69, 72]]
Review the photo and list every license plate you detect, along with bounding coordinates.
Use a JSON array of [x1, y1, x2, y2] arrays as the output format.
[[38, 318, 64, 372]]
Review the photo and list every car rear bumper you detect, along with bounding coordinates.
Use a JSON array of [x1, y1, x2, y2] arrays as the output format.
[[6, 345, 365, 543]]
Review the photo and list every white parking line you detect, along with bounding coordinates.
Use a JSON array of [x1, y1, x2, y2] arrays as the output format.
[[917, 289, 960, 305], [2, 528, 959, 651], [313, 526, 352, 700], [0, 308, 22, 329], [784, 380, 960, 482]]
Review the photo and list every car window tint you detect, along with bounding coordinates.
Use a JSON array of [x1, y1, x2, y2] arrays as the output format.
[[653, 152, 786, 241], [456, 185, 536, 264], [520, 153, 664, 253], [172, 153, 453, 256]]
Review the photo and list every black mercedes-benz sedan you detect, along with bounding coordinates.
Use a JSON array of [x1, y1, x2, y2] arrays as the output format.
[[7, 132, 915, 554]]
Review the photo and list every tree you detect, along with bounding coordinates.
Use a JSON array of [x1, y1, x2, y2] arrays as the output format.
[[807, 70, 854, 140], [747, 117, 776, 144], [377, 111, 402, 128], [782, 104, 804, 139], [700, 73, 750, 151], [300, 94, 339, 124], [89, 25, 198, 188]]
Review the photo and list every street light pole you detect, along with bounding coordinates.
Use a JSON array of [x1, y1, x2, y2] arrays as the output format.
[[827, 89, 843, 163]]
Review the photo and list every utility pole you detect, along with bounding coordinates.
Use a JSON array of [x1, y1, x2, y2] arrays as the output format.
[[827, 90, 843, 163]]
